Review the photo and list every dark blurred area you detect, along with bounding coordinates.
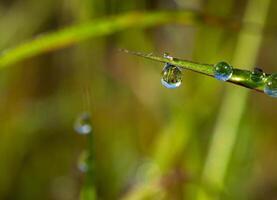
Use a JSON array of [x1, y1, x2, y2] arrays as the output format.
[[0, 0, 276, 199]]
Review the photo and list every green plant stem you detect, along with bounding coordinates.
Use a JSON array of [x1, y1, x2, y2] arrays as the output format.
[[0, 11, 200, 68], [122, 49, 270, 93], [80, 89, 96, 200], [0, 9, 249, 70]]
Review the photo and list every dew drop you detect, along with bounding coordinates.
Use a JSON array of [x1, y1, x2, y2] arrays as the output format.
[[77, 151, 89, 173], [250, 67, 265, 83], [161, 63, 182, 89], [264, 73, 277, 98], [163, 52, 173, 60], [214, 61, 233, 81], [74, 112, 92, 135]]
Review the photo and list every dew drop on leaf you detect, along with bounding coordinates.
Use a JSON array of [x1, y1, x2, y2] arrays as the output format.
[[264, 73, 277, 98], [214, 61, 233, 81], [161, 63, 182, 89], [250, 67, 265, 83], [74, 112, 92, 135], [163, 52, 173, 60]]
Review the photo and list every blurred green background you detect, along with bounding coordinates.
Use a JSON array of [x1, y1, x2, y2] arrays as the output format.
[[0, 0, 276, 199]]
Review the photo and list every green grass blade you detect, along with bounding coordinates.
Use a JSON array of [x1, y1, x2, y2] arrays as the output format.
[[0, 11, 200, 68], [122, 49, 270, 93]]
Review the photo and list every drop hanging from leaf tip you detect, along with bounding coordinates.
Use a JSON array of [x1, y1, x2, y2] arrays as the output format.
[[161, 53, 182, 89]]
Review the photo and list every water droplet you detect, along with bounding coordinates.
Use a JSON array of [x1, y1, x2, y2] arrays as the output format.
[[214, 61, 233, 81], [264, 73, 277, 98], [161, 63, 182, 89], [164, 52, 173, 60], [74, 112, 92, 135], [250, 67, 265, 83], [77, 151, 89, 172]]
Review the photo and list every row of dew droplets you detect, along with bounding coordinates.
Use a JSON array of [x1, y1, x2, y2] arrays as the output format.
[[161, 53, 183, 89], [213, 61, 277, 98], [159, 52, 276, 98], [74, 111, 97, 199], [161, 57, 234, 87], [161, 56, 234, 89], [74, 112, 93, 172]]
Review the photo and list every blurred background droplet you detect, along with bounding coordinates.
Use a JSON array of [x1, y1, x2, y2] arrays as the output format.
[[74, 112, 92, 135]]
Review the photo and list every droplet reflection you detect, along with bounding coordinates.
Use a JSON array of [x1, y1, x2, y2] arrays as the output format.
[[264, 73, 277, 98], [250, 67, 265, 84], [161, 63, 182, 89], [74, 112, 92, 135], [214, 61, 233, 81]]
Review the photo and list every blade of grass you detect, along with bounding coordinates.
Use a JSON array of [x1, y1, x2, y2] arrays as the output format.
[[0, 9, 250, 70], [122, 49, 271, 94], [0, 11, 201, 68], [79, 86, 97, 200]]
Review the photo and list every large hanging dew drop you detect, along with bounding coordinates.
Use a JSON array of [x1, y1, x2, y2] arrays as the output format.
[[161, 63, 182, 89], [214, 61, 233, 81], [250, 68, 265, 84], [264, 73, 277, 98], [74, 112, 92, 135]]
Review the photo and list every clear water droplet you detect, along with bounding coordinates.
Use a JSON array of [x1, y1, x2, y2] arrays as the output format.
[[264, 73, 277, 98], [74, 112, 92, 135], [161, 63, 182, 89], [250, 67, 265, 83], [77, 151, 89, 172], [163, 52, 173, 60], [214, 61, 233, 81]]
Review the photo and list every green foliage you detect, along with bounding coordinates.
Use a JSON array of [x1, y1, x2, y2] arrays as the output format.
[[0, 1, 276, 200]]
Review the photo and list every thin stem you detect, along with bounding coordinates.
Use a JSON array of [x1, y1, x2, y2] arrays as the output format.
[[122, 49, 270, 93], [0, 11, 200, 68], [0, 10, 262, 70], [79, 119, 97, 200], [79, 90, 96, 200]]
